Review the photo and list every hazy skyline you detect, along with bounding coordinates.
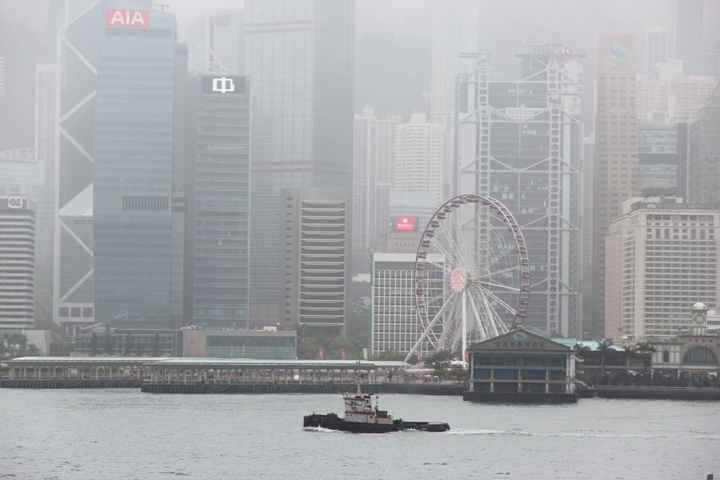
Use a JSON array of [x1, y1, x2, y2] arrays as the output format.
[[2, 0, 719, 152]]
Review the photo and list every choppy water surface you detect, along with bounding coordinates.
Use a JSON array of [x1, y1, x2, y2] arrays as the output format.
[[1, 389, 718, 479]]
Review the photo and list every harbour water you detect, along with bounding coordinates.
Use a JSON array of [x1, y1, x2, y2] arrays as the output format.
[[1, 389, 718, 479]]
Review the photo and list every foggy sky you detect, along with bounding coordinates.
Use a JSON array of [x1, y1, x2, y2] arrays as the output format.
[[1, 0, 719, 152]]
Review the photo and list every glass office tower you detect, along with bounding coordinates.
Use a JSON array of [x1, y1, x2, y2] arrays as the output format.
[[189, 74, 251, 329], [244, 0, 355, 328], [93, 1, 182, 328]]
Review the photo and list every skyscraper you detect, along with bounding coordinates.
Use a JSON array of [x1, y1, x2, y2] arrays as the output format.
[[0, 196, 35, 330], [205, 10, 244, 74], [456, 42, 584, 337], [430, 0, 479, 127], [53, 1, 102, 335], [640, 26, 668, 79], [593, 35, 638, 338], [34, 65, 56, 268], [393, 113, 445, 207], [279, 187, 349, 333], [669, 0, 704, 75], [352, 107, 391, 255], [188, 74, 251, 329], [244, 0, 355, 328], [93, 1, 185, 329], [688, 83, 720, 203]]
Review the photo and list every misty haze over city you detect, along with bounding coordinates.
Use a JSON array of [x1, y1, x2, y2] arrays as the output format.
[[0, 0, 719, 345], [1, 1, 720, 478]]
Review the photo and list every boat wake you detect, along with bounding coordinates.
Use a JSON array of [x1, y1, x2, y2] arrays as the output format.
[[445, 429, 720, 440]]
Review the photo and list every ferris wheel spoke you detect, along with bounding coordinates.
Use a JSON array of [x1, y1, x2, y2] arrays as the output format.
[[479, 280, 521, 293], [426, 241, 460, 271], [467, 292, 488, 339], [436, 293, 461, 350], [475, 264, 522, 280], [437, 218, 466, 268], [473, 287, 502, 337], [471, 283, 518, 316]]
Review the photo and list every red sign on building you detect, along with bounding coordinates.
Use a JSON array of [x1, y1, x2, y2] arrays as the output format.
[[105, 10, 150, 27], [395, 216, 415, 231]]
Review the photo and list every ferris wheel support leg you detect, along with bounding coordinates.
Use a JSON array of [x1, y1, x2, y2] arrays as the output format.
[[405, 292, 456, 363], [436, 293, 461, 352]]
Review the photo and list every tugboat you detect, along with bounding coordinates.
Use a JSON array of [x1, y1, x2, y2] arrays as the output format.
[[303, 385, 450, 433]]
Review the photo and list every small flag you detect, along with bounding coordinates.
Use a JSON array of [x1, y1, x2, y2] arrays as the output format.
[[416, 349, 422, 362], [318, 347, 324, 360], [362, 348, 368, 360], [340, 347, 345, 360]]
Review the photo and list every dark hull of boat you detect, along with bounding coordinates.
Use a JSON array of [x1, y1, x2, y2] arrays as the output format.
[[303, 414, 450, 433]]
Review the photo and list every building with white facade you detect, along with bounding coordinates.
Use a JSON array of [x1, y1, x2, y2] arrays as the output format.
[[371, 252, 444, 358], [0, 196, 36, 330], [393, 113, 445, 207], [352, 107, 392, 253], [605, 197, 720, 338]]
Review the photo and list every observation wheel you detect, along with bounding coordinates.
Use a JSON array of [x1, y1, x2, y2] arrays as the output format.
[[405, 194, 530, 363]]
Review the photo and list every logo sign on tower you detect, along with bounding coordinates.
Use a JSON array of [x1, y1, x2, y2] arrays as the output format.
[[105, 10, 150, 27], [202, 76, 246, 95], [394, 216, 415, 231], [7, 196, 23, 209]]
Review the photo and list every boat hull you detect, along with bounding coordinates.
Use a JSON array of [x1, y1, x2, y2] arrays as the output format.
[[303, 414, 450, 433]]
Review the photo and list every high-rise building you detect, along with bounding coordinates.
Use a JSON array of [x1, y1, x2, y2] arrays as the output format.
[[688, 82, 720, 203], [0, 57, 4, 97], [393, 113, 445, 207], [637, 123, 689, 199], [371, 252, 443, 357], [640, 26, 668, 79], [34, 65, 56, 267], [0, 196, 35, 330], [580, 134, 595, 277], [593, 35, 638, 339], [375, 115, 401, 186], [53, 1, 103, 335], [430, 0, 478, 128], [668, 0, 704, 76], [245, 0, 355, 328], [606, 197, 719, 338], [456, 43, 584, 337], [92, 2, 185, 329], [352, 107, 391, 255], [279, 187, 349, 333], [205, 10, 244, 74], [188, 74, 251, 329], [665, 75, 717, 121]]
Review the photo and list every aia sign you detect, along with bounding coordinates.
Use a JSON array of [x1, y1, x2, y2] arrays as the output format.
[[105, 10, 150, 27]]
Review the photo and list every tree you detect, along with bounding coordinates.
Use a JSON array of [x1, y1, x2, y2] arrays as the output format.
[[595, 339, 614, 382], [373, 350, 405, 361], [621, 345, 636, 374], [634, 341, 656, 374], [103, 324, 114, 356], [135, 338, 143, 357]]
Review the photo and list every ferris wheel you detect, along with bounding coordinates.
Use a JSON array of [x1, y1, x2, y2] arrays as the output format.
[[404, 194, 530, 363]]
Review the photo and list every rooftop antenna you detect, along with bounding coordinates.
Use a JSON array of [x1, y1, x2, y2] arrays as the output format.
[[155, 3, 170, 12]]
